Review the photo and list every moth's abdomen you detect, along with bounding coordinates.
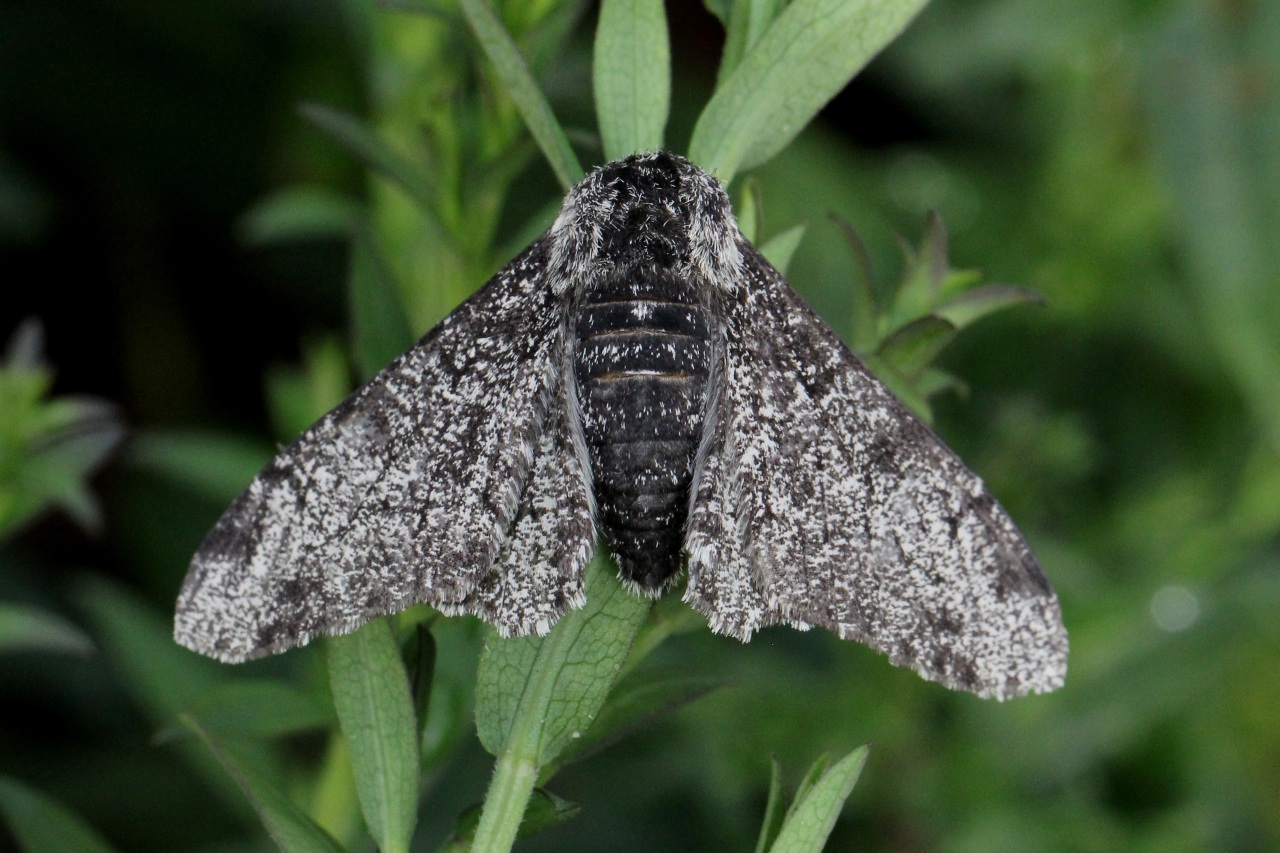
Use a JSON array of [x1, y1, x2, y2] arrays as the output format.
[[573, 270, 711, 591]]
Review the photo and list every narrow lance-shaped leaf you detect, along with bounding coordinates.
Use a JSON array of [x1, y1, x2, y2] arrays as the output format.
[[0, 775, 120, 853], [238, 186, 361, 245], [754, 757, 786, 853], [759, 222, 807, 276], [876, 315, 958, 383], [768, 746, 869, 853], [327, 619, 420, 853], [0, 604, 93, 655], [594, 0, 670, 160], [181, 717, 348, 853], [348, 221, 417, 381], [299, 103, 443, 225], [458, 0, 583, 189], [154, 680, 333, 744], [717, 0, 787, 85], [689, 0, 930, 183], [936, 283, 1045, 329], [828, 213, 879, 354]]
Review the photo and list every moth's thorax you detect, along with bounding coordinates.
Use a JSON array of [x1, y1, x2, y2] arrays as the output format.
[[572, 260, 712, 591], [548, 152, 742, 296]]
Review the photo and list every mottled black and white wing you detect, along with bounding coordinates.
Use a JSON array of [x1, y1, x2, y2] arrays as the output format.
[[686, 243, 1068, 700], [174, 241, 596, 662]]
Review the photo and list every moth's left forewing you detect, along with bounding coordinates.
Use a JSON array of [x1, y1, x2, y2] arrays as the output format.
[[688, 242, 1067, 700]]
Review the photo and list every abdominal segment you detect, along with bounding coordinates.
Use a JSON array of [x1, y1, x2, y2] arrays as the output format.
[[573, 268, 712, 590]]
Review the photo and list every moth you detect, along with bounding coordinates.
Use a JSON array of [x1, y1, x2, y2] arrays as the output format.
[[176, 152, 1067, 700]]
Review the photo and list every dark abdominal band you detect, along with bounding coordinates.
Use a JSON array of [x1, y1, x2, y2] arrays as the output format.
[[573, 266, 712, 590]]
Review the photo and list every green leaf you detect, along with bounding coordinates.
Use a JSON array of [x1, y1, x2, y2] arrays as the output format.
[[0, 775, 119, 853], [0, 604, 94, 655], [155, 680, 333, 744], [238, 186, 361, 245], [76, 578, 223, 720], [458, 0, 583, 190], [875, 315, 958, 382], [402, 624, 437, 733], [689, 0, 929, 182], [594, 0, 670, 160], [735, 176, 763, 243], [759, 222, 807, 276], [126, 430, 272, 505], [718, 0, 786, 85], [548, 669, 726, 775], [299, 103, 443, 222], [768, 746, 868, 853], [181, 718, 348, 853], [348, 222, 417, 381], [828, 213, 879, 354], [754, 757, 786, 853], [935, 283, 1045, 330], [889, 210, 948, 327], [474, 555, 652, 765], [265, 336, 351, 441], [861, 354, 934, 424], [915, 366, 967, 401], [327, 619, 420, 853]]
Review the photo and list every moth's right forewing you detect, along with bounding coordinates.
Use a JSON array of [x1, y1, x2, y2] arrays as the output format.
[[175, 240, 565, 662], [689, 244, 1067, 700]]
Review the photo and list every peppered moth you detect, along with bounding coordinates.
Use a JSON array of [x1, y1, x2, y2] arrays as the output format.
[[175, 152, 1067, 700]]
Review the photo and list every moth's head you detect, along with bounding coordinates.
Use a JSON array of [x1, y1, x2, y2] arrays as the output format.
[[547, 152, 743, 295]]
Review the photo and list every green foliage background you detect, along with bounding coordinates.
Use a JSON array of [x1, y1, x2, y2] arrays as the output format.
[[2, 0, 1279, 850]]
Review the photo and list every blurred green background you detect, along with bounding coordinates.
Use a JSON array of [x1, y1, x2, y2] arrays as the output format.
[[2, 0, 1279, 850]]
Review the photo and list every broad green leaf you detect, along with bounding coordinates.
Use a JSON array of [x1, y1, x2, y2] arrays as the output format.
[[875, 315, 958, 382], [327, 619, 419, 853], [182, 718, 348, 853], [0, 604, 93, 655], [759, 222, 807, 275], [718, 0, 787, 85], [594, 0, 670, 160], [126, 430, 272, 505], [474, 554, 651, 766], [754, 757, 785, 853], [299, 103, 442, 222], [689, 0, 929, 182], [935, 283, 1045, 330], [458, 0, 583, 190], [0, 775, 119, 853], [768, 746, 868, 853], [238, 186, 361, 245], [348, 222, 416, 381], [828, 213, 879, 353], [155, 680, 333, 744], [547, 670, 726, 775]]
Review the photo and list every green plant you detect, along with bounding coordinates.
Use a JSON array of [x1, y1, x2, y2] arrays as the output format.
[[3, 2, 1066, 851]]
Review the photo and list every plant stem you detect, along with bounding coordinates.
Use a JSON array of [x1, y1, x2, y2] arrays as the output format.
[[471, 744, 539, 852]]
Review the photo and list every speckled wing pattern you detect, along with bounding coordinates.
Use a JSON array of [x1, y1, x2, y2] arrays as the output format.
[[174, 240, 595, 662], [686, 243, 1068, 700]]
